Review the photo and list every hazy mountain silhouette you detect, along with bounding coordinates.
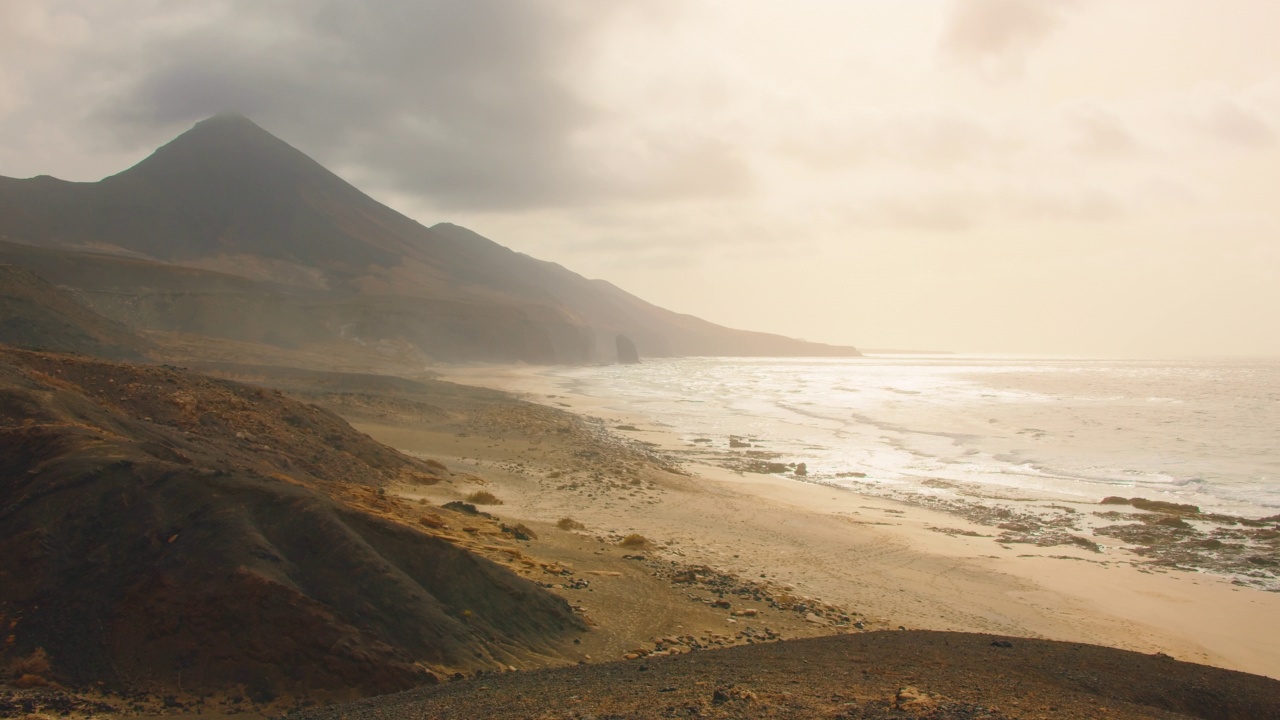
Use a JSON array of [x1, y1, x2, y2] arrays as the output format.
[[0, 115, 860, 363]]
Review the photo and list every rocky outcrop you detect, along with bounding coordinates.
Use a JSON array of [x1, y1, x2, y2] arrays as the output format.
[[616, 334, 640, 364]]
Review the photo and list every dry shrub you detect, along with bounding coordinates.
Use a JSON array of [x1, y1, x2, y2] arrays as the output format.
[[505, 523, 538, 541], [556, 518, 586, 531], [465, 490, 503, 505], [423, 459, 449, 473], [6, 648, 51, 688], [618, 533, 649, 547], [6, 648, 50, 677]]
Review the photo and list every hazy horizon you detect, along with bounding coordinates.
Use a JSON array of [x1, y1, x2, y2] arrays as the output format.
[[3, 1, 1278, 357]]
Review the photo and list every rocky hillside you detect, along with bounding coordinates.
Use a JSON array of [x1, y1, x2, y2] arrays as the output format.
[[0, 264, 148, 360], [296, 631, 1280, 720], [0, 348, 585, 702], [0, 115, 860, 363]]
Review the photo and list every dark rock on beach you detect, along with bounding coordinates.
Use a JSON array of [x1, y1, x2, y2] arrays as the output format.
[[1101, 496, 1202, 515]]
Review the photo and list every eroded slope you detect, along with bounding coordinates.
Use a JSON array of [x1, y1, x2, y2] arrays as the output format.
[[0, 349, 585, 702]]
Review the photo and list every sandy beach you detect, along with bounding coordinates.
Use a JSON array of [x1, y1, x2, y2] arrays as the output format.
[[366, 363, 1280, 681]]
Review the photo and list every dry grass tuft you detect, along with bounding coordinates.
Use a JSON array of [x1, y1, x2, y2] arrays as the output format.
[[618, 533, 649, 547], [465, 490, 503, 505], [556, 518, 586, 531], [505, 523, 538, 540]]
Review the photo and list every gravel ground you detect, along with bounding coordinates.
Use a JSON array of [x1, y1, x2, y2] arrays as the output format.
[[291, 630, 1280, 720]]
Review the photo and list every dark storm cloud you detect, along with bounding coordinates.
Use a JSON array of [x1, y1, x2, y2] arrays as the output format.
[[100, 1, 614, 210]]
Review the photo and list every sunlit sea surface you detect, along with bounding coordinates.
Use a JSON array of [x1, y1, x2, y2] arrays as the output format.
[[546, 355, 1280, 518]]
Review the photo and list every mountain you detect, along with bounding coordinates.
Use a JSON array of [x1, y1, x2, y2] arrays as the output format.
[[0, 115, 860, 363], [0, 348, 584, 700]]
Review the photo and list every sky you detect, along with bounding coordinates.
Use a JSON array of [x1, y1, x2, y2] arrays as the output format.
[[2, 0, 1279, 357]]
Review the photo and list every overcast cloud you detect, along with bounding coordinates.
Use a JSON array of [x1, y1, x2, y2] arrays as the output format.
[[939, 0, 1079, 76], [2, 0, 1279, 355], [101, 1, 618, 209]]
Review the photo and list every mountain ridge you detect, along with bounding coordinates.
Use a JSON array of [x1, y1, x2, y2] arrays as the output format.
[[0, 115, 861, 363]]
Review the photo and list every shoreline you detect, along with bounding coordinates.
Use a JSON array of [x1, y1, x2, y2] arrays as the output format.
[[426, 363, 1280, 680]]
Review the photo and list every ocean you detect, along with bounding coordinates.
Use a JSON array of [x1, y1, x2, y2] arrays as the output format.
[[544, 355, 1280, 519]]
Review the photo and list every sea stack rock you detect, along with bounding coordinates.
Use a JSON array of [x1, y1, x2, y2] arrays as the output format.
[[616, 335, 640, 364]]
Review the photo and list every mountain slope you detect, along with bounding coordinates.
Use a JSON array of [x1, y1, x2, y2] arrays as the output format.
[[0, 348, 585, 700], [0, 264, 148, 359], [0, 115, 859, 363]]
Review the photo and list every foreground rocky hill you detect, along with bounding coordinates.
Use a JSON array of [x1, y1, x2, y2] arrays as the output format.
[[0, 115, 860, 363], [0, 348, 585, 703], [295, 631, 1280, 720]]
